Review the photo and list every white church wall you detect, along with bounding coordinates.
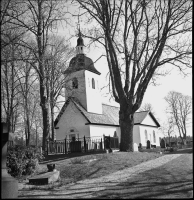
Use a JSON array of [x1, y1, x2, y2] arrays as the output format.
[[139, 125, 160, 147], [89, 125, 121, 141], [85, 70, 102, 114], [56, 101, 90, 140], [141, 114, 157, 127]]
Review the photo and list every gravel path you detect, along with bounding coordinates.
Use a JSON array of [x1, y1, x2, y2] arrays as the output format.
[[19, 153, 182, 199]]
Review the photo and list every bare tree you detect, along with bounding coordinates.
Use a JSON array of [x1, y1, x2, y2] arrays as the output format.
[[1, 0, 27, 50], [1, 31, 22, 133], [160, 117, 175, 146], [138, 103, 155, 115], [5, 0, 71, 151], [15, 52, 38, 146], [165, 91, 192, 145], [44, 35, 74, 141], [77, 0, 192, 151]]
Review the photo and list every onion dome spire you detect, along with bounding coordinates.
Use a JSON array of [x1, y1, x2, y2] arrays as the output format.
[[76, 22, 85, 54]]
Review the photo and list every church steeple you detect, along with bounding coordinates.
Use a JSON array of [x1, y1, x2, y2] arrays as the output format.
[[76, 26, 85, 54], [64, 27, 102, 114]]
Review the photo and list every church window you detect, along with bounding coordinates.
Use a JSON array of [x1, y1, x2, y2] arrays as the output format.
[[153, 131, 156, 143], [92, 78, 95, 89], [72, 77, 78, 89], [145, 130, 148, 142]]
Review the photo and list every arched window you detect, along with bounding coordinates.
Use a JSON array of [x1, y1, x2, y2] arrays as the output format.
[[92, 78, 95, 89], [153, 131, 156, 143], [72, 77, 78, 89], [145, 130, 148, 142]]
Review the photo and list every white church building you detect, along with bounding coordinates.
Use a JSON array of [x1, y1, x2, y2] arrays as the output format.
[[54, 33, 160, 148]]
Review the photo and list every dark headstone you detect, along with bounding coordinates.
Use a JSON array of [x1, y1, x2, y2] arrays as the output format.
[[146, 140, 151, 149], [160, 139, 166, 148], [47, 164, 55, 172], [138, 143, 142, 149], [151, 144, 156, 148]]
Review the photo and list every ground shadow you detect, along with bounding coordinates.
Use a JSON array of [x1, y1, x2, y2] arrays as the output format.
[[40, 150, 106, 164]]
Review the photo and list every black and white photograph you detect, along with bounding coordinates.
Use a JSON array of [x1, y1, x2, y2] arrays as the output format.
[[1, 0, 192, 199]]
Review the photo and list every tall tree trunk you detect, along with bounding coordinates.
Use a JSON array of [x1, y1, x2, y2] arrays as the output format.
[[40, 89, 50, 151], [26, 117, 30, 146], [51, 105, 55, 141], [35, 126, 38, 147], [119, 108, 134, 152], [37, 0, 50, 152]]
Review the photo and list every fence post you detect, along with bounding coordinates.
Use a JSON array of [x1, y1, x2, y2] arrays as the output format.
[[100, 137, 102, 150], [84, 136, 86, 153], [65, 138, 67, 154], [63, 140, 65, 154]]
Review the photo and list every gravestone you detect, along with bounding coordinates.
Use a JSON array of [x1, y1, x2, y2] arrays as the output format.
[[47, 164, 55, 172], [1, 122, 18, 199], [29, 170, 60, 185], [146, 140, 151, 149], [138, 143, 142, 149], [160, 139, 166, 148], [134, 143, 138, 152]]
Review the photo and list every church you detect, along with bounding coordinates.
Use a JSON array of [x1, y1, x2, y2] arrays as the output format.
[[54, 32, 161, 149]]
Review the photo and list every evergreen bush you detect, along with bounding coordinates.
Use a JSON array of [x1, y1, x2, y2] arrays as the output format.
[[6, 145, 44, 178]]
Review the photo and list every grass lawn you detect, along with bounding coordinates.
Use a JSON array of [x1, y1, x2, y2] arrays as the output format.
[[94, 153, 193, 199], [20, 151, 164, 189]]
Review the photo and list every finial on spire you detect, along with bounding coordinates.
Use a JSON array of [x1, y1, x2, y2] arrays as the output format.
[[77, 14, 81, 38], [76, 14, 84, 47]]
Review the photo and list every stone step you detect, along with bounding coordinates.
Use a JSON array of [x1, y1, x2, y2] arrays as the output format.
[[29, 170, 60, 185]]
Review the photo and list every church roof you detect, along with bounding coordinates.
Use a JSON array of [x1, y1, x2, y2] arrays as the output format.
[[54, 97, 160, 128], [63, 54, 101, 75]]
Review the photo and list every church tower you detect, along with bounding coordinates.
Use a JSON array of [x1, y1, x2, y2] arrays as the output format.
[[64, 30, 102, 114]]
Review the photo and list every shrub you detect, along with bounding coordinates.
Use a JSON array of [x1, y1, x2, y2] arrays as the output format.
[[6, 145, 45, 178]]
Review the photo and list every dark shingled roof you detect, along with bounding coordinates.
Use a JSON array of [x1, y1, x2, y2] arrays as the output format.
[[63, 54, 101, 75], [54, 97, 160, 128]]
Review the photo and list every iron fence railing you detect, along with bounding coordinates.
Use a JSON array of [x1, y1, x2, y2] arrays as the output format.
[[46, 135, 119, 155]]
